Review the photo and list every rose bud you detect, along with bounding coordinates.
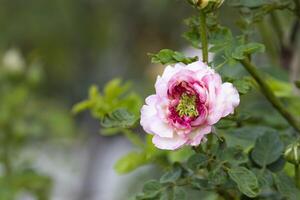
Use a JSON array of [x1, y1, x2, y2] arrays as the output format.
[[284, 141, 300, 165]]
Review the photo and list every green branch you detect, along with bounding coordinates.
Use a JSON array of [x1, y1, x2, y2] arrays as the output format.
[[199, 11, 209, 63], [240, 58, 300, 133]]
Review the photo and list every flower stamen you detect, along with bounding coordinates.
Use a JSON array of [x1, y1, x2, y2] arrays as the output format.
[[176, 93, 199, 118]]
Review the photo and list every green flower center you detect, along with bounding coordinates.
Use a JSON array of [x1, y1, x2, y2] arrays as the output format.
[[176, 93, 199, 118]]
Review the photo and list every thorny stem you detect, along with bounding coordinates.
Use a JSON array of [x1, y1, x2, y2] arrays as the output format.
[[199, 11, 209, 63], [240, 58, 300, 133]]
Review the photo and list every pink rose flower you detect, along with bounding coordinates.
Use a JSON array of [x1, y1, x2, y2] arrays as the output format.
[[140, 61, 240, 150]]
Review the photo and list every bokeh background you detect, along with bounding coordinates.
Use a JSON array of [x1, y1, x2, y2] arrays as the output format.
[[0, 0, 299, 200]]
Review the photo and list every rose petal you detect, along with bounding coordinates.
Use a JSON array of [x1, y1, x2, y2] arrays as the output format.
[[140, 95, 173, 138], [207, 82, 240, 125], [188, 126, 212, 146], [152, 134, 187, 150]]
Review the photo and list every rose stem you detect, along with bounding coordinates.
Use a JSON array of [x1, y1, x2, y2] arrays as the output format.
[[240, 58, 300, 133], [199, 11, 209, 63]]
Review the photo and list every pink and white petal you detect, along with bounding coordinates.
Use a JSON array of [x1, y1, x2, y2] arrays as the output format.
[[186, 60, 208, 72], [219, 82, 240, 117], [159, 64, 185, 84], [155, 75, 168, 98], [152, 134, 187, 150], [203, 74, 224, 125], [206, 82, 240, 125], [140, 95, 173, 138], [150, 119, 173, 138], [188, 126, 212, 146], [140, 95, 158, 134], [186, 61, 216, 81], [155, 64, 185, 98]]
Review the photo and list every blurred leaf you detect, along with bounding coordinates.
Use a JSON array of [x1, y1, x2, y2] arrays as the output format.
[[209, 26, 241, 67], [114, 151, 148, 174], [232, 43, 265, 60], [143, 180, 162, 195], [273, 173, 300, 200], [266, 77, 293, 97], [149, 49, 198, 65], [191, 178, 214, 190], [136, 180, 162, 200], [215, 118, 238, 129], [101, 109, 137, 129], [159, 187, 173, 200], [251, 131, 284, 167], [232, 77, 253, 95], [222, 126, 272, 150], [167, 147, 194, 163], [252, 169, 273, 189], [73, 79, 142, 122], [173, 187, 186, 200], [208, 163, 228, 186], [187, 154, 209, 171], [160, 166, 182, 184], [228, 167, 260, 198], [267, 156, 285, 172], [183, 16, 201, 48], [218, 147, 248, 167]]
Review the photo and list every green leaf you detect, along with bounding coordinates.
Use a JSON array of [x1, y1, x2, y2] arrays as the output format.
[[232, 43, 265, 60], [143, 180, 162, 194], [252, 169, 273, 189], [173, 187, 186, 200], [191, 178, 214, 190], [219, 147, 248, 167], [183, 16, 201, 48], [101, 108, 137, 128], [114, 151, 148, 174], [228, 167, 260, 198], [167, 147, 194, 163], [233, 77, 253, 95], [187, 154, 209, 171], [267, 156, 285, 172], [159, 187, 173, 200], [73, 79, 142, 129], [251, 131, 284, 167], [208, 163, 228, 186], [273, 173, 300, 200], [160, 166, 182, 184], [223, 126, 270, 149], [149, 49, 198, 65], [136, 180, 162, 200]]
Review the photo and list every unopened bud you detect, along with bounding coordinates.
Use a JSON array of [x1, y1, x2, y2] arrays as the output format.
[[284, 141, 300, 165], [187, 0, 224, 11]]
